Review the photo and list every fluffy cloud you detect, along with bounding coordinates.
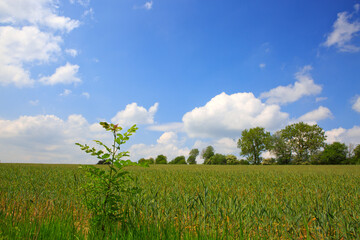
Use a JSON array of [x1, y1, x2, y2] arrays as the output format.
[[326, 126, 360, 145], [323, 5, 360, 52], [0, 0, 80, 32], [183, 92, 288, 138], [60, 89, 72, 96], [129, 132, 189, 162], [0, 114, 109, 163], [260, 66, 322, 104], [39, 63, 81, 85], [111, 102, 158, 127], [0, 26, 62, 87], [297, 106, 333, 124], [0, 1, 81, 87], [352, 96, 360, 113]]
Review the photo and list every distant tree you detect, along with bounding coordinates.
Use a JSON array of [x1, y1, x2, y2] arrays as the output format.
[[207, 153, 227, 165], [201, 146, 215, 164], [319, 142, 347, 164], [262, 158, 276, 165], [238, 159, 250, 165], [155, 155, 167, 164], [97, 159, 111, 165], [138, 157, 154, 165], [277, 122, 326, 164], [187, 149, 199, 164], [226, 154, 239, 165], [270, 133, 292, 164], [169, 156, 187, 164], [237, 127, 271, 165]]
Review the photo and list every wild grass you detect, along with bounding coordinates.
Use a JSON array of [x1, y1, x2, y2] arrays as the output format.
[[0, 164, 359, 239]]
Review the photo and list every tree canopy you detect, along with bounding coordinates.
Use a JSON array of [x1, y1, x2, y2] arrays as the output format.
[[237, 127, 271, 165]]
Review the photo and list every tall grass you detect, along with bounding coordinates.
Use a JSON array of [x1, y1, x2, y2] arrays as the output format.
[[1, 164, 359, 239]]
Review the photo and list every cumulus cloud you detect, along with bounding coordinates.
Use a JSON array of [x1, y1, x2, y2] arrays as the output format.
[[111, 102, 159, 127], [297, 106, 333, 124], [323, 5, 360, 52], [182, 92, 289, 138], [352, 96, 360, 113], [260, 65, 322, 105], [0, 0, 80, 32], [259, 63, 266, 69], [0, 114, 109, 163], [39, 63, 81, 85], [326, 126, 360, 145], [129, 132, 189, 162], [0, 26, 62, 87]]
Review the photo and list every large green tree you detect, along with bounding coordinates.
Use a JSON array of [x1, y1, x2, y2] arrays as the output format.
[[319, 142, 347, 164], [207, 153, 227, 165], [187, 148, 199, 164], [201, 146, 215, 164], [237, 127, 271, 165], [270, 132, 292, 164], [155, 154, 167, 164], [277, 122, 326, 164]]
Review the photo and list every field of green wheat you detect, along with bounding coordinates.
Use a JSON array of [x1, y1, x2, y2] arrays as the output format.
[[1, 164, 359, 239]]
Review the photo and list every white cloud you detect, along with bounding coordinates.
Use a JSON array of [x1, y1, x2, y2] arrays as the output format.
[[39, 62, 81, 85], [259, 63, 266, 69], [0, 26, 62, 87], [65, 49, 78, 57], [144, 1, 153, 10], [0, 0, 80, 32], [0, 114, 110, 163], [352, 96, 360, 113], [260, 65, 322, 105], [323, 6, 360, 52], [111, 102, 159, 127], [326, 126, 360, 145], [60, 89, 72, 96], [297, 106, 333, 124], [147, 122, 184, 132], [70, 0, 90, 7], [82, 92, 90, 99], [182, 92, 289, 138], [129, 132, 189, 162]]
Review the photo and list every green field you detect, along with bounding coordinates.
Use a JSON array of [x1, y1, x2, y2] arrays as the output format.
[[1, 164, 359, 239]]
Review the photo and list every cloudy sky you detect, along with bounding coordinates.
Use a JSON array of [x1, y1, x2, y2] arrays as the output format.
[[1, 0, 360, 164]]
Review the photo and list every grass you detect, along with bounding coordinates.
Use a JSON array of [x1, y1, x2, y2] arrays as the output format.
[[1, 164, 359, 239]]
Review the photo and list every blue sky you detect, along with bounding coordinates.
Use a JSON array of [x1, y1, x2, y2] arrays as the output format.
[[0, 0, 360, 163]]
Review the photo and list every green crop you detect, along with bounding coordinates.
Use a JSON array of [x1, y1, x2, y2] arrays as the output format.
[[0, 164, 359, 239]]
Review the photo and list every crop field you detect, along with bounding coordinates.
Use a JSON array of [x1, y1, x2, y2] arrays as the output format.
[[0, 164, 360, 239]]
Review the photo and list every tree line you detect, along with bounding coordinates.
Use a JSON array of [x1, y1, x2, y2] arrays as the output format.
[[98, 122, 360, 165]]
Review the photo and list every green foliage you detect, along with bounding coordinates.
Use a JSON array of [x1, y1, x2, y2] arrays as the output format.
[[319, 142, 348, 164], [269, 132, 292, 164], [226, 154, 239, 165], [276, 122, 326, 164], [138, 157, 154, 165], [75, 122, 141, 229], [155, 154, 167, 164], [169, 156, 187, 164], [206, 153, 227, 165], [201, 146, 215, 163], [187, 148, 199, 164], [237, 127, 271, 165]]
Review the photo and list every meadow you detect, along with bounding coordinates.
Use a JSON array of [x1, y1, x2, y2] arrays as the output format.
[[0, 164, 359, 239]]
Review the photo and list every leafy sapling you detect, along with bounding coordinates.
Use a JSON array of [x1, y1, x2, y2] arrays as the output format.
[[75, 122, 142, 230]]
